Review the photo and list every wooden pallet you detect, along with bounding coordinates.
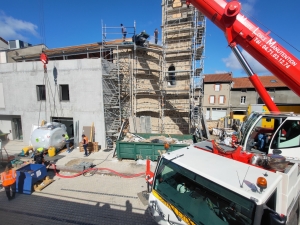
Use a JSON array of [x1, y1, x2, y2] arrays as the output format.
[[33, 176, 54, 192]]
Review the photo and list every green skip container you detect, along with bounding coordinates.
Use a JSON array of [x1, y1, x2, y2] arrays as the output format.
[[116, 133, 192, 161]]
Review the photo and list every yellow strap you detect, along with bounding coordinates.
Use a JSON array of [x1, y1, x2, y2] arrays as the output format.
[[152, 189, 195, 225]]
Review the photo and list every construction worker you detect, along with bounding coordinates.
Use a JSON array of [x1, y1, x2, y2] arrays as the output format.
[[1, 163, 16, 201], [154, 28, 159, 44], [40, 50, 48, 73], [121, 24, 127, 42], [62, 134, 71, 153], [82, 134, 89, 157], [34, 151, 44, 164]]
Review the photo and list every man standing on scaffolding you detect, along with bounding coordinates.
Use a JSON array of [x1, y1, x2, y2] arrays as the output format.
[[121, 24, 127, 42], [154, 28, 159, 44]]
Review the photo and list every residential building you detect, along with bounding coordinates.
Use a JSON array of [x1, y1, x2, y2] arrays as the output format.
[[231, 76, 300, 110], [202, 73, 232, 120], [203, 73, 300, 121]]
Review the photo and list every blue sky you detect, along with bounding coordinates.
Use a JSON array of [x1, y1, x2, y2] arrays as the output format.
[[0, 0, 299, 77]]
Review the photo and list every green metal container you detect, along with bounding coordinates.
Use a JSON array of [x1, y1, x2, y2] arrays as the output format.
[[116, 133, 192, 161]]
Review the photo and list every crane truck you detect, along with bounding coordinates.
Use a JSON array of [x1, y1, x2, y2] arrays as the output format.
[[147, 0, 300, 224]]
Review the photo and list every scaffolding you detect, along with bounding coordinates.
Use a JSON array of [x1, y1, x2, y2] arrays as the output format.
[[162, 0, 206, 134], [100, 1, 206, 147], [100, 22, 136, 148], [101, 21, 166, 147]]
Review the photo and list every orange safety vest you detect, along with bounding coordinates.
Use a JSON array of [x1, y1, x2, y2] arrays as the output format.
[[1, 170, 16, 187], [83, 136, 89, 144]]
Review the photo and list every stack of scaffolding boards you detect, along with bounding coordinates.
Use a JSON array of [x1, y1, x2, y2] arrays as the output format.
[[79, 142, 99, 153]]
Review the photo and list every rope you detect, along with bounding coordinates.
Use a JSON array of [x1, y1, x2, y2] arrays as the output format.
[[242, 9, 300, 53], [53, 84, 57, 117], [44, 72, 47, 120], [37, 72, 46, 126], [38, 0, 46, 45], [52, 164, 145, 179], [46, 73, 56, 117], [55, 84, 64, 117]]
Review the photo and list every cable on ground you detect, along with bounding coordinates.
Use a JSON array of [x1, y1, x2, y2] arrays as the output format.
[[52, 164, 145, 179]]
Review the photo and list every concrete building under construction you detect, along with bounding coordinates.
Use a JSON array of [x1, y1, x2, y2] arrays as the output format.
[[0, 0, 205, 148]]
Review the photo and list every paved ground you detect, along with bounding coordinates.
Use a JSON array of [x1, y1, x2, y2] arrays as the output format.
[[0, 140, 157, 225]]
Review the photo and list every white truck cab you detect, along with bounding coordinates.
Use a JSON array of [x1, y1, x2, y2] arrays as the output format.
[[148, 144, 299, 224], [240, 112, 300, 160]]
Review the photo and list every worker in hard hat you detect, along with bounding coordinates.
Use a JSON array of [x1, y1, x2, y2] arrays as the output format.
[[82, 134, 89, 157], [62, 134, 71, 153]]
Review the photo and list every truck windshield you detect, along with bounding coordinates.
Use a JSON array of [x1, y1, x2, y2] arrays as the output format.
[[153, 158, 256, 225]]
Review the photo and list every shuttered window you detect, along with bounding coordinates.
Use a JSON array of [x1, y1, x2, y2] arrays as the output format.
[[209, 95, 215, 104], [219, 95, 225, 104]]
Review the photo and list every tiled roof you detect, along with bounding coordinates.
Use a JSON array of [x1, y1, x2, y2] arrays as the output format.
[[203, 73, 233, 82], [11, 39, 162, 60], [232, 75, 286, 88]]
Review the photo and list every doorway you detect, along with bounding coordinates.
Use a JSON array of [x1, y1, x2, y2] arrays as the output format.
[[12, 118, 23, 140], [51, 117, 74, 138]]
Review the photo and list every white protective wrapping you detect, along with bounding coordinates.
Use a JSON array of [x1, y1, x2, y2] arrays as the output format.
[[30, 122, 67, 150]]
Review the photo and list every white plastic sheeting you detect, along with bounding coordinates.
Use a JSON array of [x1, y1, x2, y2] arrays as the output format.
[[30, 122, 67, 150]]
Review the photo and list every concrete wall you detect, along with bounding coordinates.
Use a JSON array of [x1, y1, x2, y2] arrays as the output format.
[[230, 89, 258, 109], [0, 58, 106, 148], [230, 88, 300, 109]]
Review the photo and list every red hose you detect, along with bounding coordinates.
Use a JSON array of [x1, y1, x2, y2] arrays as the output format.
[[52, 164, 145, 179]]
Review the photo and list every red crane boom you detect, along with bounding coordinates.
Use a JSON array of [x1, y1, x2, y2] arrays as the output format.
[[187, 0, 300, 111]]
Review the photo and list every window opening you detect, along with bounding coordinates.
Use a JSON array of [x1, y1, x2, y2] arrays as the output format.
[[209, 95, 215, 104], [219, 95, 225, 104], [168, 65, 176, 86], [268, 88, 275, 93], [271, 119, 300, 149], [60, 85, 70, 101], [37, 85, 46, 101], [242, 115, 285, 153], [240, 96, 246, 104]]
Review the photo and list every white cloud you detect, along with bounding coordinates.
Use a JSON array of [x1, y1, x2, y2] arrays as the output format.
[[214, 70, 229, 74], [222, 49, 269, 74], [220, 0, 269, 75], [148, 35, 162, 45], [0, 11, 39, 41], [240, 0, 256, 15]]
